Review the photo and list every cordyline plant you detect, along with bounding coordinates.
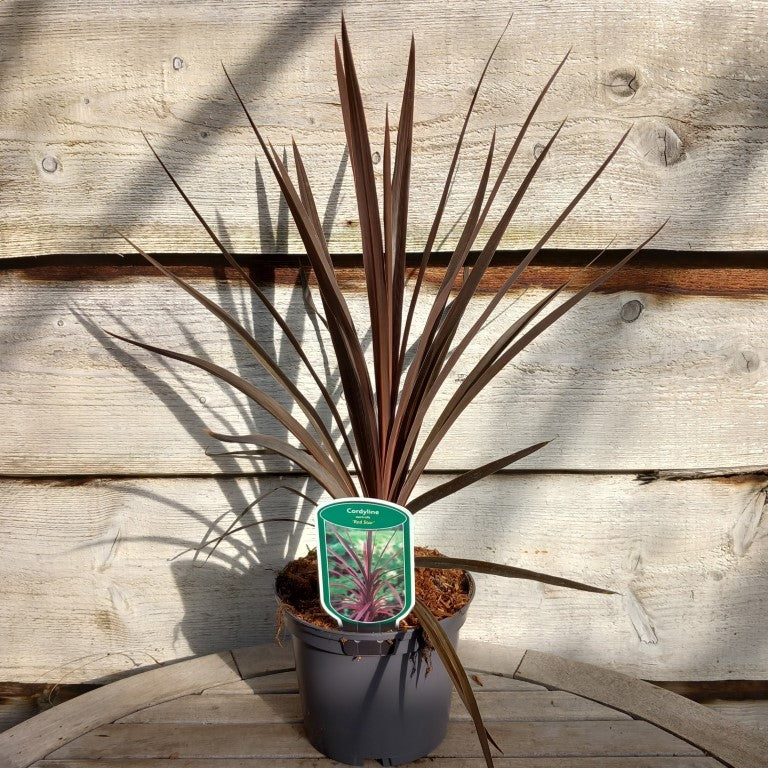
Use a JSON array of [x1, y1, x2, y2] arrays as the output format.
[[109, 19, 663, 767]]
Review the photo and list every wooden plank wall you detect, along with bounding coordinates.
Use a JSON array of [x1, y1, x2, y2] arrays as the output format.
[[2, 0, 768, 734]]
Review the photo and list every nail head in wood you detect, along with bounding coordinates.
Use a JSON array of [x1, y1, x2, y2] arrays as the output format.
[[41, 156, 58, 174], [620, 299, 644, 323]]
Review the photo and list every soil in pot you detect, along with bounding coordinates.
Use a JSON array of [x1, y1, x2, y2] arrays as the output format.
[[274, 547, 473, 766], [276, 546, 471, 632]]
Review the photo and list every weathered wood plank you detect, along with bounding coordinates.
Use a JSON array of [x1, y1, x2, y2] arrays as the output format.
[[516, 650, 768, 768], [201, 668, 546, 694], [116, 690, 629, 724], [708, 700, 768, 734], [30, 759, 725, 768], [463, 672, 546, 693], [49, 721, 701, 759], [0, 652, 242, 768], [115, 692, 300, 724], [201, 670, 300, 694], [459, 640, 527, 676], [7, 680, 765, 736], [229, 644, 294, 678], [1, 1, 767, 256], [3, 274, 768, 473], [2, 473, 768, 682]]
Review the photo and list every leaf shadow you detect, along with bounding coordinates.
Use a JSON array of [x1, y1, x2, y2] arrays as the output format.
[[72, 141, 353, 655]]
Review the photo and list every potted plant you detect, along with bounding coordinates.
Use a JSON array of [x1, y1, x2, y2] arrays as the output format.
[[109, 18, 663, 768]]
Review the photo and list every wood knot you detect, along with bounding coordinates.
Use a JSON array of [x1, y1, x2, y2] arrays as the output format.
[[632, 119, 686, 167], [735, 348, 760, 374], [93, 609, 117, 634], [604, 68, 640, 102]]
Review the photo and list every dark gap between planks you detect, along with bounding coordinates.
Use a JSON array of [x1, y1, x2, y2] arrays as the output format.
[[3, 250, 768, 297]]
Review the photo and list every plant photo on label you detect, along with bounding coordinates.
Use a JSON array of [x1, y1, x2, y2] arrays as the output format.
[[325, 524, 406, 624]]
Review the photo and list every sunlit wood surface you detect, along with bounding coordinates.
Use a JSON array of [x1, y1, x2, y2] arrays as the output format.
[[1, 642, 766, 768], [1, 0, 768, 255]]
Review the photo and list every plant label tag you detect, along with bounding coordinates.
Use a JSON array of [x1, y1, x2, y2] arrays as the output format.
[[316, 497, 415, 631]]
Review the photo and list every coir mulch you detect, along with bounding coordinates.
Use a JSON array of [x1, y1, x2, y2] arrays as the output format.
[[275, 547, 471, 631]]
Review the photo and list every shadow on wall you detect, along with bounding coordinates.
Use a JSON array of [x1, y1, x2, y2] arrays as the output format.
[[74, 141, 351, 653], [170, 559, 273, 652]]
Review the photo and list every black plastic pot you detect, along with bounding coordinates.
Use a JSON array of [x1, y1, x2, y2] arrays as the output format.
[[280, 575, 474, 766]]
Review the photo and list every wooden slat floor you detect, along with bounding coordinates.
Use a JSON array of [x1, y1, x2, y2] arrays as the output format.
[[1, 642, 766, 768]]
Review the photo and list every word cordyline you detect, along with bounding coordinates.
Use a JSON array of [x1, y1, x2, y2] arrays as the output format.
[[110, 19, 662, 767]]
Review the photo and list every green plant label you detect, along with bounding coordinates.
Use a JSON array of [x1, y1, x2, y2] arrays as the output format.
[[316, 497, 415, 631]]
